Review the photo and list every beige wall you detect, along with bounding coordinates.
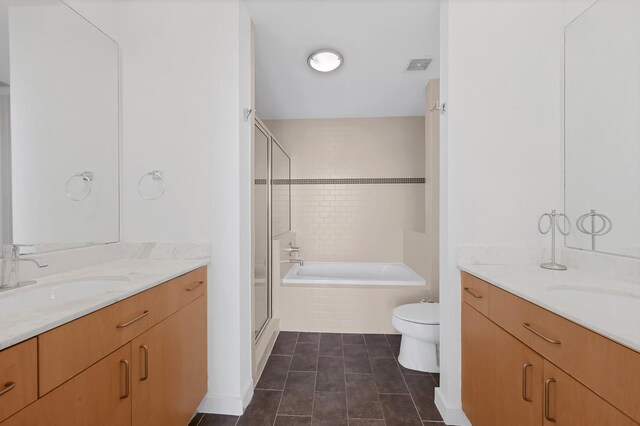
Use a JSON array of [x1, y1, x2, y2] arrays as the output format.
[[425, 79, 440, 291], [265, 117, 426, 263]]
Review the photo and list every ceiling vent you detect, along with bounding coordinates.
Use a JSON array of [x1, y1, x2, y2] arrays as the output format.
[[406, 58, 432, 71]]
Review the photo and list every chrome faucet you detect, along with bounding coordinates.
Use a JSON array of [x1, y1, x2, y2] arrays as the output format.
[[281, 244, 303, 266], [1, 244, 48, 290]]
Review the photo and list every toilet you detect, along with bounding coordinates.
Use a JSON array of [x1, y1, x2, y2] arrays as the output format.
[[392, 302, 440, 373]]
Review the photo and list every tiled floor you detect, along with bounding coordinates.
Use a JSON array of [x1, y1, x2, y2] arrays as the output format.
[[190, 332, 443, 426]]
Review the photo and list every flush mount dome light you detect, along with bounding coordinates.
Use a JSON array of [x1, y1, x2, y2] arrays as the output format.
[[308, 49, 343, 72]]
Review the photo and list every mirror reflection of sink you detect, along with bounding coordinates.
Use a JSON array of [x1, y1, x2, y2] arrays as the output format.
[[0, 277, 130, 312], [548, 286, 640, 322]]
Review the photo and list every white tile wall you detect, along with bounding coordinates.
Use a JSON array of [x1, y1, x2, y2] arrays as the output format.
[[277, 284, 428, 334], [266, 117, 426, 263], [291, 183, 424, 262]]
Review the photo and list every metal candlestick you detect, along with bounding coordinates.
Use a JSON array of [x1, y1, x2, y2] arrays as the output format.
[[538, 210, 572, 270]]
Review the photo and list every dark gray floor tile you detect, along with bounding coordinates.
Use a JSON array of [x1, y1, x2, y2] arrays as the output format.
[[385, 334, 401, 358], [298, 332, 321, 343], [399, 364, 429, 376], [278, 371, 316, 416], [342, 334, 365, 345], [256, 355, 292, 390], [319, 333, 343, 356], [378, 394, 422, 426], [290, 342, 319, 371], [349, 420, 386, 426], [275, 415, 313, 425], [313, 391, 347, 420], [188, 413, 204, 426], [343, 344, 372, 374], [404, 375, 441, 421], [345, 374, 383, 420], [364, 335, 394, 358], [316, 356, 345, 392], [199, 413, 239, 425], [370, 358, 408, 394], [273, 332, 300, 355], [312, 419, 348, 426], [430, 373, 440, 386], [236, 390, 282, 426]]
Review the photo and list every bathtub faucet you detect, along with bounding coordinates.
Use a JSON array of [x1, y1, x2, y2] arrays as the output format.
[[286, 259, 304, 266]]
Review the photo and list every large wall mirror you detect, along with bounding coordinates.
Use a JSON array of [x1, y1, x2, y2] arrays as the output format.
[[0, 0, 119, 254], [564, 0, 640, 258]]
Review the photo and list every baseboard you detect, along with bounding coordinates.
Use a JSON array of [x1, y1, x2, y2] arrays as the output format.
[[434, 388, 471, 426], [242, 378, 254, 409]]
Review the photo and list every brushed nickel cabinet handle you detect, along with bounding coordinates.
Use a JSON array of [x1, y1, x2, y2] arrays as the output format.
[[522, 363, 532, 402], [523, 323, 561, 345], [463, 287, 483, 299], [120, 360, 130, 399], [186, 281, 205, 292], [140, 345, 149, 381], [545, 378, 556, 422], [0, 381, 16, 396], [116, 310, 150, 328]]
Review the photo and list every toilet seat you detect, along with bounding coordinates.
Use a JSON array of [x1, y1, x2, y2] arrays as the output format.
[[393, 303, 439, 325]]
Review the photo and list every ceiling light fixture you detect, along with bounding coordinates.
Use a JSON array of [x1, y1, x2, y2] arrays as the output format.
[[308, 49, 343, 73]]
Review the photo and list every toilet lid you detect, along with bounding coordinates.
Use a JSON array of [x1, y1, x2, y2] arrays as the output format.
[[393, 303, 439, 325]]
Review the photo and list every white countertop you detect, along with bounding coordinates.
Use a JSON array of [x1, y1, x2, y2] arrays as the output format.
[[459, 264, 640, 353], [0, 258, 208, 350]]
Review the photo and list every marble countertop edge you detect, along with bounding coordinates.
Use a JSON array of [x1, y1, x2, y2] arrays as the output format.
[[458, 263, 640, 354], [0, 258, 209, 350]]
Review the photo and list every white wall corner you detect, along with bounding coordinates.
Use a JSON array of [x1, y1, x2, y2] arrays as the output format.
[[197, 376, 254, 416], [435, 387, 471, 426]]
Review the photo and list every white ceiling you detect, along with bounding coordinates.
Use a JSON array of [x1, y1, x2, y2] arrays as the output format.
[[245, 0, 440, 120]]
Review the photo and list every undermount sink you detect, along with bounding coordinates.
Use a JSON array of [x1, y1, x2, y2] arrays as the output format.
[[548, 286, 640, 322], [0, 276, 131, 312]]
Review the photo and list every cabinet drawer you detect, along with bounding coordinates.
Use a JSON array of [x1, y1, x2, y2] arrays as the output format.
[[486, 277, 640, 423], [461, 272, 490, 316], [0, 339, 37, 422], [527, 299, 640, 423], [39, 285, 164, 396], [490, 286, 536, 346], [38, 267, 206, 396], [166, 267, 207, 315]]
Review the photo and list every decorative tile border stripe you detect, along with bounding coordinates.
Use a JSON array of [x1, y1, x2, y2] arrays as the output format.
[[255, 178, 425, 185]]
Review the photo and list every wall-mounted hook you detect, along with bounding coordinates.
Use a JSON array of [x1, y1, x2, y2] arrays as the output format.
[[243, 108, 253, 122], [430, 101, 446, 114]]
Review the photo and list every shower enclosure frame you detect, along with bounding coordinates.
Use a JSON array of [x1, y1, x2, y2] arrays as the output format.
[[253, 117, 291, 342]]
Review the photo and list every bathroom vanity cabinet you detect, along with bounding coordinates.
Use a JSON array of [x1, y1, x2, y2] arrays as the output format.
[[461, 272, 640, 426], [0, 266, 207, 426]]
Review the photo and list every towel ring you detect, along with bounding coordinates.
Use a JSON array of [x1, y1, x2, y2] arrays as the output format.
[[137, 170, 166, 200], [66, 171, 94, 201]]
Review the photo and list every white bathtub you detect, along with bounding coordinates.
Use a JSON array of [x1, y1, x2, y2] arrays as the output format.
[[282, 262, 425, 286]]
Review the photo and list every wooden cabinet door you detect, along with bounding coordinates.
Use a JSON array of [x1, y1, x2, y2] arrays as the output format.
[[462, 302, 498, 426], [132, 296, 207, 426], [463, 302, 543, 426], [3, 344, 132, 426], [493, 320, 543, 426], [543, 360, 637, 426]]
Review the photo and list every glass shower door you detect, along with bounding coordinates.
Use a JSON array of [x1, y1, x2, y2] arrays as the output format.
[[254, 123, 270, 338]]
